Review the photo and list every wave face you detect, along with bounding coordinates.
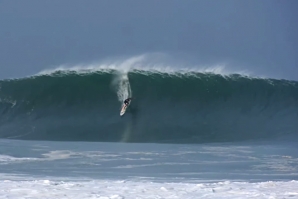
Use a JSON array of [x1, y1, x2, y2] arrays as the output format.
[[0, 69, 298, 143]]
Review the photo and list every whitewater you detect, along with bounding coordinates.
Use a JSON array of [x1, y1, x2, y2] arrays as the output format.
[[1, 139, 298, 199], [0, 56, 298, 198]]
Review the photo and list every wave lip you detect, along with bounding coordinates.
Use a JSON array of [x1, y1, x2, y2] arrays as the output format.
[[0, 68, 298, 143], [36, 54, 252, 77]]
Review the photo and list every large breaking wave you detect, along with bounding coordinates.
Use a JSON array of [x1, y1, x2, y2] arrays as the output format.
[[0, 66, 298, 143]]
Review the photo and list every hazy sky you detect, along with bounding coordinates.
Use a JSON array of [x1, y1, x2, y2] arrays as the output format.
[[0, 0, 297, 80]]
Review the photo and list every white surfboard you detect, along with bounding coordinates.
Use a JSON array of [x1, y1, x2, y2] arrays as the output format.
[[120, 104, 128, 116]]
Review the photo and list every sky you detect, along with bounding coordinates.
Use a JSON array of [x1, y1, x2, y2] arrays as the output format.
[[0, 0, 297, 80]]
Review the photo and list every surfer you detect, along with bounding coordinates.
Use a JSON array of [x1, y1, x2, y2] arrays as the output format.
[[124, 98, 132, 106], [120, 98, 132, 116]]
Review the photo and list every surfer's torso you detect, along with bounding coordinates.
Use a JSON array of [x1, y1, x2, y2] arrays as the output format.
[[124, 98, 132, 106]]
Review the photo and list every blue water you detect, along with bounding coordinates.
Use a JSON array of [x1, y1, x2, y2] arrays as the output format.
[[1, 68, 298, 198], [1, 70, 297, 143], [1, 139, 297, 183]]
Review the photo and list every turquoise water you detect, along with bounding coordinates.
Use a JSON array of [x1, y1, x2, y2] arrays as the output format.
[[0, 69, 297, 198], [1, 70, 297, 143]]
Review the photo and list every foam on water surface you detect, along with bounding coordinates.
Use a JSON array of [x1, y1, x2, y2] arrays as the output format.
[[0, 139, 297, 198], [0, 178, 297, 199]]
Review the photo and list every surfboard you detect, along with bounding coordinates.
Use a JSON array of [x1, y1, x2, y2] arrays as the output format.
[[120, 103, 128, 116]]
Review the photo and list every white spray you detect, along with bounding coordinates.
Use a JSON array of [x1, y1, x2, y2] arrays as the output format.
[[112, 72, 132, 103]]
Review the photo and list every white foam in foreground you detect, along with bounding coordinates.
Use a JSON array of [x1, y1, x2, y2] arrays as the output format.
[[0, 179, 297, 199]]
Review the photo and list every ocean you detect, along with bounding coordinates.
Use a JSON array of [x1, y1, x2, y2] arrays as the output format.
[[0, 67, 298, 198]]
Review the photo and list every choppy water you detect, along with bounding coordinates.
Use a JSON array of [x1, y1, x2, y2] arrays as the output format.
[[0, 139, 298, 198]]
